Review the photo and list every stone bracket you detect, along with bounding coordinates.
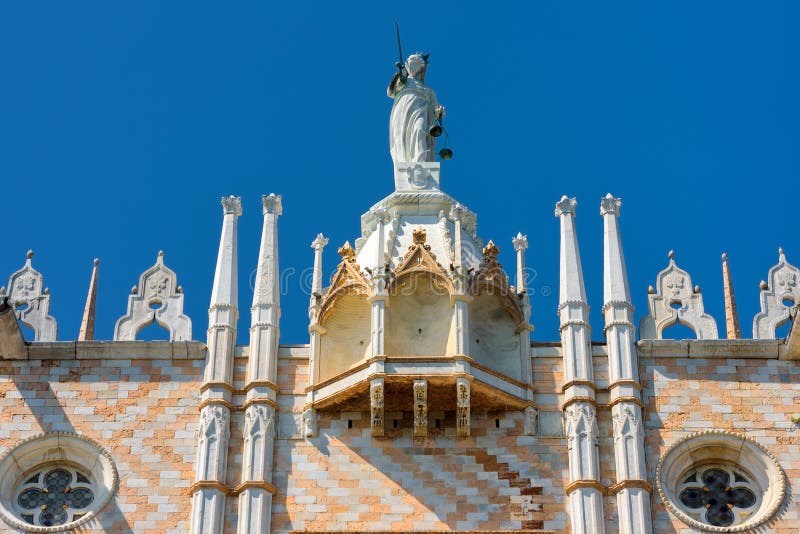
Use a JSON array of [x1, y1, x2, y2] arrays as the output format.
[[413, 379, 427, 437], [370, 378, 384, 437], [456, 377, 470, 438]]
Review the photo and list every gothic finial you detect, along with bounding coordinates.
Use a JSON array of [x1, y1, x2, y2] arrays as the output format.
[[760, 280, 769, 290], [26, 250, 34, 260], [668, 249, 675, 260], [93, 258, 100, 266], [221, 195, 243, 216], [721, 252, 728, 262], [779, 247, 786, 261], [482, 240, 499, 259], [311, 233, 329, 251], [338, 241, 356, 261], [512, 232, 528, 252], [554, 195, 577, 217], [262, 193, 283, 215], [412, 227, 427, 244], [600, 193, 622, 216]]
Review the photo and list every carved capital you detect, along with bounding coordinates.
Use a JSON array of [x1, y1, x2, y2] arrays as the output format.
[[370, 206, 391, 224], [554, 195, 577, 217], [261, 193, 282, 215], [221, 195, 243, 216], [311, 233, 329, 251], [600, 193, 622, 216], [449, 203, 465, 222], [512, 232, 528, 252]]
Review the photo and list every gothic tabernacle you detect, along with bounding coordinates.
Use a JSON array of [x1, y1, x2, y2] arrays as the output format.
[[0, 47, 798, 534]]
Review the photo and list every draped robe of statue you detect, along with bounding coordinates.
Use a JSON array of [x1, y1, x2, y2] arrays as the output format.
[[388, 73, 441, 164]]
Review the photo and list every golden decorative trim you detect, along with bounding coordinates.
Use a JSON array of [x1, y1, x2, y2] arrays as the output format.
[[234, 480, 277, 495], [242, 380, 280, 393], [607, 379, 642, 391], [201, 381, 235, 393], [306, 360, 372, 392], [564, 480, 606, 495], [561, 379, 596, 392], [607, 396, 644, 409], [469, 360, 530, 391], [560, 396, 597, 410], [198, 398, 235, 412], [189, 480, 228, 495], [241, 398, 279, 411], [608, 479, 652, 494]]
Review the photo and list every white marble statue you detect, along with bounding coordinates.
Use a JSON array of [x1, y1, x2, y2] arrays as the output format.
[[387, 53, 445, 164]]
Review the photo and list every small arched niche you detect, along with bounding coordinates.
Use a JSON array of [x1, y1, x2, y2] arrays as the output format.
[[385, 273, 454, 357], [318, 293, 372, 382], [469, 294, 522, 380]]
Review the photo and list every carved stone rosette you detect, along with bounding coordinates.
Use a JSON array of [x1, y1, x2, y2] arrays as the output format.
[[413, 379, 428, 437], [456, 377, 470, 438], [370, 378, 384, 437]]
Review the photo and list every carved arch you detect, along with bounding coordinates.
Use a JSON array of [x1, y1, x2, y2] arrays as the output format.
[[387, 227, 453, 296], [639, 252, 718, 340], [469, 240, 524, 326], [317, 241, 371, 324], [753, 248, 800, 339]]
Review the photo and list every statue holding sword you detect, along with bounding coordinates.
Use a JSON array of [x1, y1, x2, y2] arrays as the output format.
[[387, 24, 448, 164]]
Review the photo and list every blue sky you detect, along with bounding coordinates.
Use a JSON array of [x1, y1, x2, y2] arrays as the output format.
[[1, 2, 797, 344]]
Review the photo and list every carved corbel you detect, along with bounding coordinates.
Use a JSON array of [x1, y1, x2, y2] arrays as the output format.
[[413, 379, 428, 437], [302, 407, 317, 438], [456, 377, 471, 438], [370, 378, 384, 437]]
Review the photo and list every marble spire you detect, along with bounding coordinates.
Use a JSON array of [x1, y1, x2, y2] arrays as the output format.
[[77, 259, 100, 341]]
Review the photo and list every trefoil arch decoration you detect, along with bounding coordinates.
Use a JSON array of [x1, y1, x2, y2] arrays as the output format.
[[113, 251, 192, 341], [639, 250, 718, 339], [1, 250, 57, 341], [753, 247, 800, 339]]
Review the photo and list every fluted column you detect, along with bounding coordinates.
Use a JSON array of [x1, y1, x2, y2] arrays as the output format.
[[368, 208, 390, 358], [304, 233, 328, 437], [237, 194, 282, 534], [601, 194, 652, 534], [191, 195, 241, 534], [555, 196, 605, 534]]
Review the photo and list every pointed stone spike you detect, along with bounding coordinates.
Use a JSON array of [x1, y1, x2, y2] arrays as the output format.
[[721, 252, 742, 339], [77, 259, 100, 341]]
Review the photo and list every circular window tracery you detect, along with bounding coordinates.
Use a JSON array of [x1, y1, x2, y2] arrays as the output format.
[[0, 433, 118, 533], [656, 431, 786, 532], [15, 466, 96, 527]]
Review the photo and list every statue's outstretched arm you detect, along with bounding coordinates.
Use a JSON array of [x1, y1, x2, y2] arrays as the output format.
[[387, 71, 404, 98]]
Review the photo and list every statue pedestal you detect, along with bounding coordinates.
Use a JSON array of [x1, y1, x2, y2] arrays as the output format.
[[393, 162, 440, 192]]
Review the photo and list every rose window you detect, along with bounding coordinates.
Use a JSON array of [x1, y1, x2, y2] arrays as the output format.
[[15, 467, 95, 527], [676, 466, 757, 527], [656, 431, 786, 533]]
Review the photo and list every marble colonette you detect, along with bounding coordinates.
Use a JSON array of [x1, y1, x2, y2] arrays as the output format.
[[555, 196, 605, 534], [190, 196, 241, 534], [600, 194, 652, 534], [238, 194, 282, 534]]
